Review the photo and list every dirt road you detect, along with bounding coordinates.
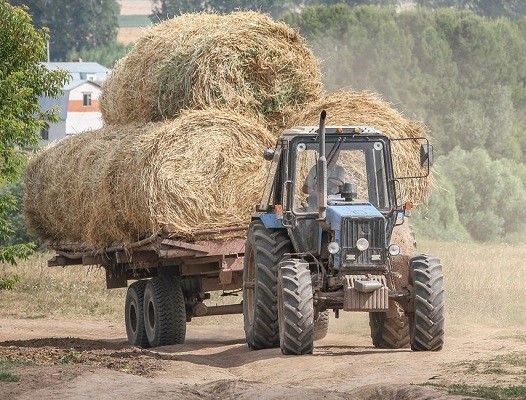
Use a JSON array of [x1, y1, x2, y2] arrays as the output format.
[[1, 317, 525, 399]]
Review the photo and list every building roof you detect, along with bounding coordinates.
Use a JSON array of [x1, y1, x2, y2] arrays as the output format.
[[43, 62, 110, 74], [63, 79, 101, 91]]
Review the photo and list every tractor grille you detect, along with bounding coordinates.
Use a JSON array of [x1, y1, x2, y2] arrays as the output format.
[[341, 218, 386, 267]]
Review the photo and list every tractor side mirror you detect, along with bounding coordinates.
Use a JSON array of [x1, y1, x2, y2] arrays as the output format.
[[263, 149, 275, 161], [420, 144, 434, 167]]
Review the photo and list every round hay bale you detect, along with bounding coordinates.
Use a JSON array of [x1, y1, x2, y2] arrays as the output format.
[[101, 11, 321, 132], [289, 90, 431, 205], [24, 109, 275, 247]]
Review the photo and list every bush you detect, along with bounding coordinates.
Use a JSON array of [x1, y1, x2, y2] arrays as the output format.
[[422, 148, 526, 241]]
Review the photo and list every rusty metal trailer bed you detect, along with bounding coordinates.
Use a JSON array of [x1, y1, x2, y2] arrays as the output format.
[[47, 226, 248, 346]]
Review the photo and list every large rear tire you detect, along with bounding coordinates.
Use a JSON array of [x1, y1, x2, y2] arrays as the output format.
[[409, 255, 445, 351], [125, 280, 150, 348], [143, 275, 186, 347], [243, 221, 292, 350], [314, 310, 329, 341], [278, 259, 314, 355], [369, 302, 410, 349], [368, 220, 413, 349]]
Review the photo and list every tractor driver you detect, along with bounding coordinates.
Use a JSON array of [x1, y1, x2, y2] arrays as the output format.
[[301, 144, 346, 210]]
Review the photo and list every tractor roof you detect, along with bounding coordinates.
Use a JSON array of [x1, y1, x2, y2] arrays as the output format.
[[283, 126, 383, 137]]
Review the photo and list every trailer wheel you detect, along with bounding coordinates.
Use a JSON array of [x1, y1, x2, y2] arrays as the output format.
[[143, 275, 186, 347], [243, 221, 292, 350], [369, 302, 410, 349], [409, 255, 445, 351], [314, 310, 329, 341], [125, 280, 149, 348], [278, 259, 314, 355]]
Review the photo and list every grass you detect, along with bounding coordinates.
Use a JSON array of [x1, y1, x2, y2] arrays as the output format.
[[418, 240, 526, 327], [0, 252, 124, 322], [0, 241, 525, 329], [118, 15, 152, 27], [425, 383, 526, 399], [0, 359, 30, 382]]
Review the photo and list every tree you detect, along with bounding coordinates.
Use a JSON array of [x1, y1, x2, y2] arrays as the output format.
[[9, 0, 120, 61], [416, 0, 526, 19], [150, 0, 396, 20], [151, 0, 287, 19], [68, 41, 131, 68], [0, 1, 68, 263]]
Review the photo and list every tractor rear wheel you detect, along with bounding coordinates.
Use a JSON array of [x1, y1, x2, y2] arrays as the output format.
[[409, 255, 445, 351], [277, 259, 314, 355], [243, 221, 292, 350], [369, 302, 410, 349], [143, 275, 186, 347], [125, 280, 149, 348]]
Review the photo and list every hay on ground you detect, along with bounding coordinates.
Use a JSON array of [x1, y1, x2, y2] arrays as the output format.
[[101, 11, 321, 132], [289, 90, 431, 205], [24, 109, 275, 247]]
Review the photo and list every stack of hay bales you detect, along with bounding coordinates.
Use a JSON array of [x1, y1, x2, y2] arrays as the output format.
[[24, 110, 275, 245], [101, 12, 322, 132], [24, 12, 430, 249]]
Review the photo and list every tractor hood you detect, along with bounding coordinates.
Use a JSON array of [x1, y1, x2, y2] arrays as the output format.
[[326, 203, 383, 228]]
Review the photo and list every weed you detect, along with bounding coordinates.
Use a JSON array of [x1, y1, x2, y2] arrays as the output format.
[[0, 274, 20, 290]]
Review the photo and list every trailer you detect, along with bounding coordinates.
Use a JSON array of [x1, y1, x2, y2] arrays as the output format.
[[48, 225, 247, 347]]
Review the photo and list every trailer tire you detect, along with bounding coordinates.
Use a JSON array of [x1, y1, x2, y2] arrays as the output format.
[[125, 280, 150, 348], [409, 255, 445, 351], [369, 303, 410, 349], [143, 275, 186, 347], [243, 221, 292, 350], [278, 259, 314, 355], [314, 310, 329, 341]]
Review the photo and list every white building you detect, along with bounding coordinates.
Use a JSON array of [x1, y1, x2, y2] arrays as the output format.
[[39, 62, 110, 143]]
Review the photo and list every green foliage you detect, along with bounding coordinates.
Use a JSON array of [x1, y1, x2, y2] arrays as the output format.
[[0, 180, 35, 246], [412, 169, 470, 241], [416, 1, 526, 19], [9, 0, 120, 61], [425, 383, 526, 399], [0, 2, 67, 263], [150, 0, 395, 20], [0, 273, 20, 290], [285, 5, 526, 241], [432, 148, 526, 241], [68, 41, 131, 68], [285, 6, 526, 161], [0, 358, 26, 382]]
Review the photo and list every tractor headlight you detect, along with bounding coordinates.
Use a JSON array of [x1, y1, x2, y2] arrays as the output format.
[[356, 238, 369, 251], [328, 242, 340, 254], [388, 244, 401, 256]]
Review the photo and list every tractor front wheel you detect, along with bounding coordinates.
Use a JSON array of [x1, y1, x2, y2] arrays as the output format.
[[277, 259, 314, 355], [409, 255, 445, 351]]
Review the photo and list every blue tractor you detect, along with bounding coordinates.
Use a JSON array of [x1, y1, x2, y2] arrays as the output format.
[[242, 111, 444, 355]]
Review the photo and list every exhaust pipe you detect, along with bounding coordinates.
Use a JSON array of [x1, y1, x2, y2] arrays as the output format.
[[317, 110, 327, 220]]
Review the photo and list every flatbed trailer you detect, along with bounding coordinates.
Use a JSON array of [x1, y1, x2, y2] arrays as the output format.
[[48, 225, 248, 347]]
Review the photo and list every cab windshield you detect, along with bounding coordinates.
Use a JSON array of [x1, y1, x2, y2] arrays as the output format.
[[292, 138, 390, 213]]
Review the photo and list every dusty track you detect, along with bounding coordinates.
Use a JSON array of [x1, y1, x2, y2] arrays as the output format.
[[1, 317, 525, 399]]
